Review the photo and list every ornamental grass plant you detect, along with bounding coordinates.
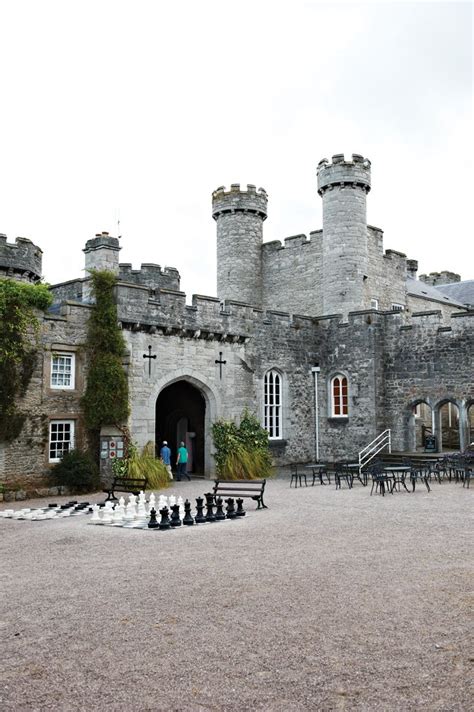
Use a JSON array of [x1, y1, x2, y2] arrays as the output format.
[[126, 441, 170, 490], [212, 410, 273, 480]]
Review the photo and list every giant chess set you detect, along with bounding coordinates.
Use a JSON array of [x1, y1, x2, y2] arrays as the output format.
[[0, 491, 246, 530]]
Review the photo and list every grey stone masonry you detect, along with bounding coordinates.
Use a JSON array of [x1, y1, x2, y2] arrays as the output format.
[[213, 184, 267, 307], [0, 235, 43, 282], [318, 154, 372, 318], [83, 232, 121, 275]]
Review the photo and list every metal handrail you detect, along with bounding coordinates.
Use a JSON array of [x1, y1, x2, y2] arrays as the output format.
[[359, 429, 391, 474]]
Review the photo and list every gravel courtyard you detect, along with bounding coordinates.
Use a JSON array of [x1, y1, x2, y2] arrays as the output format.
[[1, 477, 472, 711]]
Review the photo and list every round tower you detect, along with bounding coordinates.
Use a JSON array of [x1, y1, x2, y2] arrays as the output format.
[[0, 235, 43, 282], [212, 184, 267, 306], [317, 153, 371, 317]]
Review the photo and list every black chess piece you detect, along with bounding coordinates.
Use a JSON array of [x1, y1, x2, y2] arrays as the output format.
[[148, 507, 159, 528], [182, 499, 194, 526], [205, 492, 216, 522], [170, 503, 182, 527], [215, 497, 226, 521], [194, 497, 206, 524], [235, 498, 246, 517], [225, 497, 237, 519], [158, 506, 171, 530]]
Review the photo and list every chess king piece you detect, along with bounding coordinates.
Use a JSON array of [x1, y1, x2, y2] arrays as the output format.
[[205, 492, 216, 522], [148, 507, 159, 528], [170, 504, 182, 527], [158, 506, 171, 530], [194, 497, 206, 524], [215, 497, 226, 521], [225, 498, 237, 519], [182, 499, 194, 525], [235, 498, 246, 517]]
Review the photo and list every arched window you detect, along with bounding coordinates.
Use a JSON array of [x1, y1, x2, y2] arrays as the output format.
[[264, 370, 282, 438], [331, 374, 348, 417]]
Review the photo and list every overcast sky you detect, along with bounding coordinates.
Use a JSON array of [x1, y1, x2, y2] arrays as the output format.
[[0, 0, 472, 300]]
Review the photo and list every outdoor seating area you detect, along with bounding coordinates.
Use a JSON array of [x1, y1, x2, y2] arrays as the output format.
[[289, 453, 473, 496]]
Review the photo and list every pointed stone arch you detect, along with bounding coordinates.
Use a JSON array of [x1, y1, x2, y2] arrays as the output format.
[[407, 398, 434, 452]]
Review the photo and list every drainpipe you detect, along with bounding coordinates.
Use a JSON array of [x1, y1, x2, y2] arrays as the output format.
[[311, 366, 321, 462]]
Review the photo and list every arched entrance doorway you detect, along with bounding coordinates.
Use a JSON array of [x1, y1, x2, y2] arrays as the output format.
[[468, 402, 474, 448], [155, 380, 205, 476]]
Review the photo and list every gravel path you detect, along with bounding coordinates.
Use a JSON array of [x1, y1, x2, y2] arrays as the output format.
[[1, 478, 472, 711]]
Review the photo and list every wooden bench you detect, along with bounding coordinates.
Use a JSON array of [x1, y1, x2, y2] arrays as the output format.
[[103, 476, 149, 502], [212, 479, 267, 510]]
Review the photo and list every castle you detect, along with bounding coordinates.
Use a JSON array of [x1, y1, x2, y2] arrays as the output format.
[[1, 154, 473, 497]]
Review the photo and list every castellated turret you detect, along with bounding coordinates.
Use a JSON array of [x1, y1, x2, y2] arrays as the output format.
[[83, 232, 121, 274], [317, 153, 371, 317], [0, 234, 43, 282], [212, 184, 267, 307]]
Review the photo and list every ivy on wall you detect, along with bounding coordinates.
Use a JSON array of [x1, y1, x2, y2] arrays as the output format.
[[0, 279, 52, 441], [81, 270, 129, 436]]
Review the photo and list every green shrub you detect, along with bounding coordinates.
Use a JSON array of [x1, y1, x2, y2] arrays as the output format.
[[212, 409, 273, 480], [49, 449, 100, 493], [115, 441, 170, 491]]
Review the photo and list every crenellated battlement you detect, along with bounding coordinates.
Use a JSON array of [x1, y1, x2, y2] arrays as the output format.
[[0, 234, 43, 282], [317, 153, 371, 195], [212, 184, 268, 221], [119, 263, 180, 291]]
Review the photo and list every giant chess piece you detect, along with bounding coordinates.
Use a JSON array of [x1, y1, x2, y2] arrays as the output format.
[[235, 498, 246, 517], [148, 507, 159, 529], [225, 497, 237, 519], [90, 504, 101, 523], [215, 497, 226, 521], [158, 506, 171, 530], [194, 497, 206, 524], [149, 492, 156, 510], [170, 504, 182, 527], [205, 492, 216, 522], [182, 499, 194, 526]]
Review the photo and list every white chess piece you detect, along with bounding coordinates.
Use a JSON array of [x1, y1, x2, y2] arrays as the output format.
[[101, 507, 113, 524], [118, 496, 125, 508], [149, 493, 156, 509], [128, 493, 137, 507], [169, 495, 176, 508], [90, 504, 101, 523]]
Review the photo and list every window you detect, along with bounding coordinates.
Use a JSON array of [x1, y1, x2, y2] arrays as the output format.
[[51, 353, 75, 389], [264, 370, 282, 438], [49, 420, 75, 462], [331, 375, 348, 417], [370, 298, 379, 310], [391, 303, 404, 311]]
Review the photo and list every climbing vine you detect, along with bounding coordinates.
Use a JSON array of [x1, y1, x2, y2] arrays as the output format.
[[81, 270, 129, 436], [0, 278, 52, 441], [212, 409, 273, 479]]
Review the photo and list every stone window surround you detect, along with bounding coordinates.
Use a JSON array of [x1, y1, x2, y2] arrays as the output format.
[[51, 352, 75, 390], [48, 419, 75, 463], [329, 372, 349, 418], [44, 344, 82, 395]]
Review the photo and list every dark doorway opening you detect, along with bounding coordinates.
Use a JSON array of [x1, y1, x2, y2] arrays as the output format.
[[155, 381, 205, 476]]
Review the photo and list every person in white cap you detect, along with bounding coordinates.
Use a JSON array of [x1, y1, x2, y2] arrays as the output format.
[[160, 441, 173, 479]]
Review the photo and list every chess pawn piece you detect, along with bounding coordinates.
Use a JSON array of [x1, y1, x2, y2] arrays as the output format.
[[194, 497, 206, 524], [158, 506, 171, 530], [101, 507, 113, 524], [170, 504, 182, 527], [225, 497, 237, 519], [90, 504, 101, 523], [182, 499, 194, 526], [148, 507, 159, 528], [124, 502, 135, 521], [205, 492, 216, 522], [235, 498, 246, 517], [215, 497, 226, 521]]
